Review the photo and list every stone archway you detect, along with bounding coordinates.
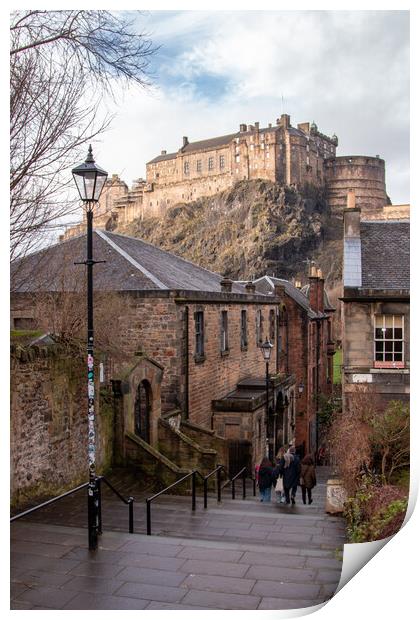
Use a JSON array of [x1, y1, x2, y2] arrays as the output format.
[[112, 355, 164, 459]]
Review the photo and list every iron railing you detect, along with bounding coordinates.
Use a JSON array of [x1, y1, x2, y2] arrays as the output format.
[[145, 465, 256, 536], [10, 476, 134, 535]]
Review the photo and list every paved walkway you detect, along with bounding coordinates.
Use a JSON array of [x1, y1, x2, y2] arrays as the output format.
[[10, 467, 346, 610]]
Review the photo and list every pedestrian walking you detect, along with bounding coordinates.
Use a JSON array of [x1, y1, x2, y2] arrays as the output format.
[[277, 446, 301, 505], [300, 454, 317, 505], [257, 457, 274, 503], [274, 446, 286, 503]]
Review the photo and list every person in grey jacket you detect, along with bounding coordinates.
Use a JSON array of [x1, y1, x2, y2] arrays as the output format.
[[275, 446, 301, 504]]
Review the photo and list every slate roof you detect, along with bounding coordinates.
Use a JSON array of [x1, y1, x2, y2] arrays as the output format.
[[10, 230, 247, 295], [360, 221, 410, 290], [146, 126, 280, 164], [243, 275, 324, 318]]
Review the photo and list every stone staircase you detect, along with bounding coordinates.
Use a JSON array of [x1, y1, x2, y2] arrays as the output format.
[[12, 467, 347, 610]]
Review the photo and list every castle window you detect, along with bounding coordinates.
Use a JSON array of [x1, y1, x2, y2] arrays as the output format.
[[219, 155, 225, 169], [184, 161, 190, 175], [235, 155, 240, 163], [374, 315, 404, 368], [197, 159, 202, 173], [208, 157, 214, 170], [266, 152, 270, 158], [221, 311, 229, 354]]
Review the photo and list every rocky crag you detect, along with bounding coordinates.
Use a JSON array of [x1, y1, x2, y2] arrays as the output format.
[[115, 180, 343, 287]]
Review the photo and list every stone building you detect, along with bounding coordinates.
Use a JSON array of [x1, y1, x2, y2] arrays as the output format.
[[250, 274, 335, 456], [11, 231, 335, 495], [341, 192, 410, 410]]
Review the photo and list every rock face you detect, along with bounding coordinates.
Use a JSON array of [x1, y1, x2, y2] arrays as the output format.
[[116, 179, 343, 285]]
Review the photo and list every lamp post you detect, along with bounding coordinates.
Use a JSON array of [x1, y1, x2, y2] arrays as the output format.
[[260, 338, 273, 457], [72, 145, 108, 551]]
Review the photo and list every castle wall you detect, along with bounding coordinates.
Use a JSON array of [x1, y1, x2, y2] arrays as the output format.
[[325, 156, 387, 215]]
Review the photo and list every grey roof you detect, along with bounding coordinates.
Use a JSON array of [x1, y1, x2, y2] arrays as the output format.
[[360, 221, 410, 290], [147, 126, 280, 164], [147, 152, 177, 164], [11, 230, 247, 295], [250, 276, 322, 318]]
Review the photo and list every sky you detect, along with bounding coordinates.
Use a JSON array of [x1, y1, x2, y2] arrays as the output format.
[[93, 10, 409, 206]]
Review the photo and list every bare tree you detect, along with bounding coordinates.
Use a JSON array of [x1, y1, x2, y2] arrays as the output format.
[[10, 10, 156, 259]]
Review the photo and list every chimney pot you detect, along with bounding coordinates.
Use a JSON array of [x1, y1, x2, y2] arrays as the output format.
[[161, 149, 167, 155]]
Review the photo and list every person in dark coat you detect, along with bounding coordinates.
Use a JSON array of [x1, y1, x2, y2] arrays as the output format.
[[300, 454, 317, 504], [276, 446, 301, 504], [257, 457, 274, 502]]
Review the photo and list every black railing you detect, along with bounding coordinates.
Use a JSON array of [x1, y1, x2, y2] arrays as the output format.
[[10, 476, 134, 535], [146, 465, 256, 536], [146, 471, 198, 535], [10, 481, 90, 523]]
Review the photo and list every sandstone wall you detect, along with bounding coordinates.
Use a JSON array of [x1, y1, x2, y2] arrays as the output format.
[[10, 344, 114, 509]]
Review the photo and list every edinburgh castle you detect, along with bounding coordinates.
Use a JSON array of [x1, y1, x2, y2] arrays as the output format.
[[62, 113, 402, 240]]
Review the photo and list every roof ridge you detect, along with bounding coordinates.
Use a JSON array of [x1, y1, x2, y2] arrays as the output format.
[[95, 230, 168, 290]]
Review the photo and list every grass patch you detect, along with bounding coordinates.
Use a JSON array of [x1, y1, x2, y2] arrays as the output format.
[[333, 349, 342, 384]]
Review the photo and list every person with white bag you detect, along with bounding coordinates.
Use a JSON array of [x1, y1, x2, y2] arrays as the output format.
[[273, 446, 287, 504]]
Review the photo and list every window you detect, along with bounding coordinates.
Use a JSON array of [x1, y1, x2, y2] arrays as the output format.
[[197, 159, 202, 173], [269, 309, 275, 341], [240, 309, 248, 350], [235, 154, 240, 163], [219, 155, 225, 169], [221, 310, 229, 353], [256, 309, 263, 345], [374, 315, 404, 367], [208, 157, 214, 170], [184, 160, 189, 175], [195, 311, 205, 359]]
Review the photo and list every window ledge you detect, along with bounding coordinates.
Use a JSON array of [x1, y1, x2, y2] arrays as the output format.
[[220, 349, 230, 357], [241, 345, 248, 352], [194, 354, 206, 364]]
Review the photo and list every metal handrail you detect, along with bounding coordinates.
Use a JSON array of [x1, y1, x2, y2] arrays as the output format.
[[10, 476, 135, 535], [10, 481, 90, 522], [146, 470, 198, 535], [98, 476, 134, 534]]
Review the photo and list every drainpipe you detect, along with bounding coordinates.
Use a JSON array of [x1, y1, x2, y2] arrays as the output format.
[[316, 320, 321, 453], [184, 306, 189, 420]]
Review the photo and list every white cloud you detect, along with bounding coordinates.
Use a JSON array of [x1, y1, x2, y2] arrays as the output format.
[[91, 10, 409, 206]]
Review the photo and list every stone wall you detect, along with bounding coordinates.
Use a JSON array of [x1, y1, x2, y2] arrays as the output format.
[[342, 299, 410, 409], [10, 344, 114, 509]]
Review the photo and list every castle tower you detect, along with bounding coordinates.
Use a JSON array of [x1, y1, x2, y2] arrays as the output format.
[[324, 155, 388, 216]]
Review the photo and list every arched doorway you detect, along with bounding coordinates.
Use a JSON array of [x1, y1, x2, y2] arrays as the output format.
[[134, 379, 152, 443]]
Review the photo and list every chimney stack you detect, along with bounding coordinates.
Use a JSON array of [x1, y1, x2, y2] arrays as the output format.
[[347, 189, 356, 210], [254, 122, 259, 131], [161, 149, 167, 155], [294, 279, 302, 289], [309, 265, 319, 311], [274, 283, 286, 298], [220, 277, 233, 293], [317, 269, 324, 312], [182, 136, 189, 147], [245, 281, 256, 294], [239, 123, 247, 132], [280, 114, 291, 129], [343, 202, 362, 287]]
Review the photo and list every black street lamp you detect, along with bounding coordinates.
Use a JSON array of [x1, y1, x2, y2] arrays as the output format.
[[72, 145, 108, 551], [260, 338, 273, 457]]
